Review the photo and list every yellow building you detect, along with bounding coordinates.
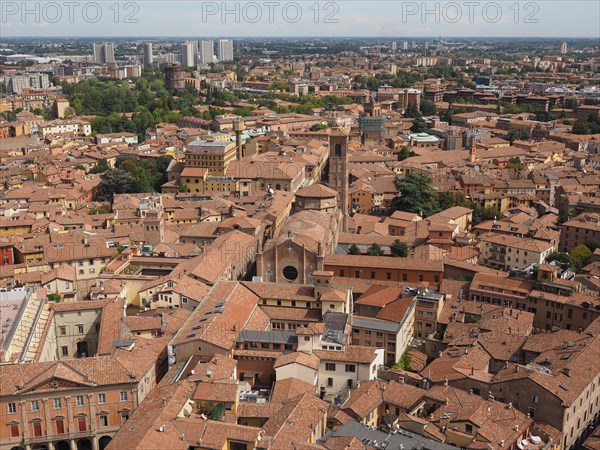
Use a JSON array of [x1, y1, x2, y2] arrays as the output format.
[[185, 141, 238, 176]]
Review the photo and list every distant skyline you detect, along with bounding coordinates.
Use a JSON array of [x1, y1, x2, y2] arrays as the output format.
[[1, 1, 599, 38]]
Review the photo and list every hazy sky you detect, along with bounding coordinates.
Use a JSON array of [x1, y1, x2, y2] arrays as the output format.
[[2, 1, 599, 38]]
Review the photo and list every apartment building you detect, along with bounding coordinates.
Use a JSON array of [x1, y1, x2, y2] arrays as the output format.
[[217, 39, 234, 62], [44, 236, 115, 294], [274, 346, 384, 402], [352, 297, 416, 364], [39, 120, 92, 138], [469, 271, 600, 332], [560, 213, 600, 252], [479, 233, 556, 272], [469, 273, 534, 309], [527, 289, 600, 331], [414, 291, 446, 339]]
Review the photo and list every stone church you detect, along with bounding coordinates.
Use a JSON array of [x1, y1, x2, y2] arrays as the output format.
[[256, 132, 349, 284]]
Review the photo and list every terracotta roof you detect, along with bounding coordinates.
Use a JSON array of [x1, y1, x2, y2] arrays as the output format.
[[262, 393, 329, 450], [274, 351, 320, 370], [193, 380, 239, 403], [270, 377, 317, 403], [314, 346, 379, 364], [325, 254, 444, 272], [106, 381, 197, 450], [342, 380, 385, 420], [355, 285, 403, 307], [0, 357, 136, 396], [295, 183, 338, 198], [383, 380, 428, 410]]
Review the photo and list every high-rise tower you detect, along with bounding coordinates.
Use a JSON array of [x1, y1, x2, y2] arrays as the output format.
[[328, 131, 349, 232]]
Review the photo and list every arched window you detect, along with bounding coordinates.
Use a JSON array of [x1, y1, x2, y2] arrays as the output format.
[[334, 144, 342, 157]]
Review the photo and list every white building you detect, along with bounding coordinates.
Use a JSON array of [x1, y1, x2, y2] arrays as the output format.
[[218, 39, 234, 61], [144, 42, 154, 67], [199, 40, 215, 64], [7, 73, 50, 94], [39, 120, 92, 138], [274, 346, 384, 401], [95, 132, 139, 145], [92, 42, 115, 63], [181, 41, 197, 67], [479, 233, 556, 272]]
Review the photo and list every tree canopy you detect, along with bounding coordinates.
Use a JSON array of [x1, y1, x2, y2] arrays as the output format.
[[392, 172, 440, 217], [97, 156, 173, 200], [391, 240, 409, 258], [367, 243, 384, 256], [348, 244, 361, 255]]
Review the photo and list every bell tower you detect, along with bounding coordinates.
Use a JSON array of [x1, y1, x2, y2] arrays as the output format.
[[144, 210, 164, 246], [328, 130, 349, 232], [360, 95, 386, 146]]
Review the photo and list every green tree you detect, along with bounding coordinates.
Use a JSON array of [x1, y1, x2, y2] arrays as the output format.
[[546, 251, 574, 271], [310, 123, 329, 131], [89, 159, 110, 174], [390, 240, 409, 258], [404, 104, 420, 119], [480, 206, 500, 222], [397, 147, 416, 161], [392, 172, 440, 217], [505, 157, 524, 172], [535, 110, 553, 122], [1, 111, 17, 122], [47, 293, 61, 302], [438, 191, 470, 210], [393, 351, 412, 371], [178, 182, 189, 193], [411, 116, 428, 133], [88, 206, 110, 215], [367, 243, 384, 256], [98, 169, 137, 200], [584, 240, 600, 253], [572, 120, 591, 135], [570, 245, 593, 270], [420, 99, 437, 116], [507, 128, 532, 143], [348, 244, 361, 255]]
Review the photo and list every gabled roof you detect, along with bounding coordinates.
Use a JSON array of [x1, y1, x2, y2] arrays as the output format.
[[18, 361, 96, 393]]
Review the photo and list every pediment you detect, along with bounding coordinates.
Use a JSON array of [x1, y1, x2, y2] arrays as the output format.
[[16, 362, 95, 393]]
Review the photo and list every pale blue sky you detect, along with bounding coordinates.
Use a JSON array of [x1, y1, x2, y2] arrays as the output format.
[[2, 1, 599, 37]]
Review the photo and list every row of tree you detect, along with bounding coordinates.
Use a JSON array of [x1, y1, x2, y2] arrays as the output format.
[[348, 240, 409, 258]]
